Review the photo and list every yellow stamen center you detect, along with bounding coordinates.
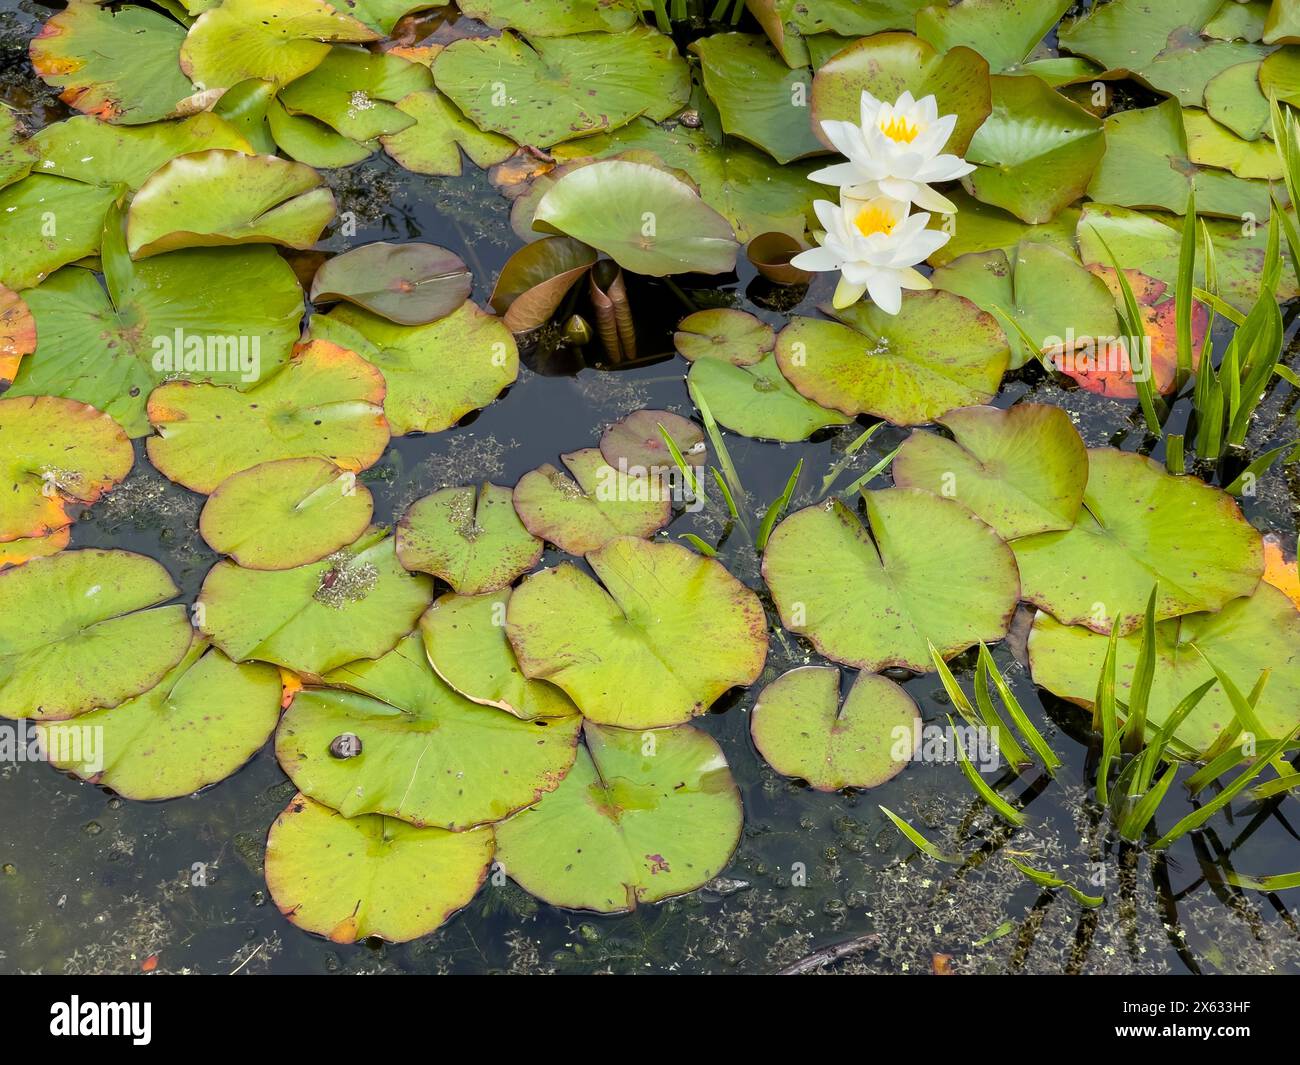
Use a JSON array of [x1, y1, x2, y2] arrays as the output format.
[[854, 203, 897, 238], [879, 114, 921, 143]]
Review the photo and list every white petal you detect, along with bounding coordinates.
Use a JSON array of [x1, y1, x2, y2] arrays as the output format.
[[812, 198, 842, 234], [808, 162, 862, 186], [866, 273, 904, 315], [911, 184, 958, 213], [833, 276, 868, 310], [897, 267, 932, 291], [789, 246, 842, 272], [878, 176, 918, 202], [917, 154, 977, 182]]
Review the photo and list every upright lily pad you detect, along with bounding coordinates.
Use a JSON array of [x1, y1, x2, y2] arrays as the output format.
[[125, 150, 336, 258], [31, 1, 197, 124], [1012, 448, 1263, 635], [488, 236, 598, 333], [688, 353, 852, 442], [198, 527, 434, 677], [38, 634, 281, 799], [762, 491, 1020, 672], [277, 634, 580, 828], [432, 27, 690, 148], [380, 90, 516, 176], [277, 45, 430, 141], [309, 301, 518, 436], [200, 458, 374, 570], [494, 721, 742, 913], [750, 666, 920, 790], [513, 448, 670, 555], [1085, 98, 1271, 219], [147, 339, 389, 493], [893, 404, 1088, 540], [1028, 583, 1300, 753], [962, 74, 1105, 224], [810, 32, 991, 155], [0, 395, 134, 545], [265, 793, 493, 943], [455, 0, 639, 35], [506, 537, 768, 728], [0, 550, 191, 720], [33, 112, 254, 191], [180, 0, 379, 91], [0, 285, 36, 384], [12, 207, 304, 438], [691, 33, 821, 164], [674, 308, 775, 365], [0, 175, 118, 291], [421, 589, 580, 720], [397, 483, 542, 594], [533, 160, 738, 277], [310, 243, 471, 326], [775, 291, 1010, 426], [548, 118, 818, 242], [930, 242, 1119, 369], [916, 0, 1074, 72], [599, 409, 705, 472]]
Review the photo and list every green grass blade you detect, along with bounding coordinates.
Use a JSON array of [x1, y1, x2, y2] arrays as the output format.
[[1093, 624, 1120, 804], [949, 715, 1026, 825], [656, 421, 703, 500], [977, 642, 1061, 772], [843, 445, 900, 496], [973, 650, 1032, 769], [819, 423, 882, 498], [677, 533, 716, 556], [1224, 870, 1300, 891], [756, 458, 802, 553], [1175, 187, 1196, 389], [1121, 585, 1158, 755], [878, 805, 962, 863]]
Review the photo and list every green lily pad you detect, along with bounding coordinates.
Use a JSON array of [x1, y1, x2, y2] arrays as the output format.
[[506, 537, 768, 728], [310, 243, 471, 326], [432, 26, 691, 148], [0, 108, 37, 191], [775, 291, 1010, 426], [33, 112, 254, 190], [494, 721, 742, 913], [180, 0, 379, 91], [762, 491, 1020, 672], [549, 118, 818, 242], [211, 78, 278, 154], [962, 73, 1105, 224], [31, 1, 197, 124], [916, 0, 1074, 72], [38, 633, 281, 799], [11, 207, 304, 438], [533, 160, 738, 277], [380, 90, 515, 176], [513, 448, 671, 555], [126, 149, 335, 258], [1058, 0, 1269, 107], [1078, 203, 1298, 313], [1086, 98, 1271, 219], [1259, 43, 1300, 104], [277, 45, 430, 141], [691, 33, 821, 164], [198, 526, 434, 677], [688, 353, 852, 442], [674, 308, 774, 365], [0, 175, 118, 291], [488, 236, 598, 333], [268, 97, 375, 167], [0, 549, 191, 720], [1206, 0, 1269, 42], [265, 793, 492, 943], [1204, 59, 1271, 139], [923, 187, 1080, 267], [277, 633, 580, 828], [421, 589, 580, 720], [1265, 0, 1300, 42], [147, 339, 388, 492], [809, 32, 991, 156], [0, 395, 134, 545], [1013, 448, 1263, 636], [599, 409, 705, 472], [308, 301, 518, 436], [750, 666, 920, 790], [200, 458, 375, 570], [396, 483, 542, 594], [1028, 582, 1300, 754], [930, 242, 1119, 369], [455, 0, 639, 35], [893, 403, 1088, 540], [339, 0, 440, 34], [1184, 107, 1283, 179]]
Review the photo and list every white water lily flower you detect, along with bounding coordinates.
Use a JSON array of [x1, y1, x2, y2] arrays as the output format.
[[789, 194, 950, 314], [809, 90, 975, 214]]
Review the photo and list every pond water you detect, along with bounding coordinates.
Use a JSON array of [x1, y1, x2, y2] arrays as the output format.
[[2, 0, 1299, 975]]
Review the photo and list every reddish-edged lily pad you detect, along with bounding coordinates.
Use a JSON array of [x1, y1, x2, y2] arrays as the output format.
[[0, 284, 37, 385], [599, 409, 705, 473], [310, 242, 471, 326]]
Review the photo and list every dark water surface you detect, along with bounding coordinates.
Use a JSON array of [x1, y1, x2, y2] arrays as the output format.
[[2, 0, 1300, 975]]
